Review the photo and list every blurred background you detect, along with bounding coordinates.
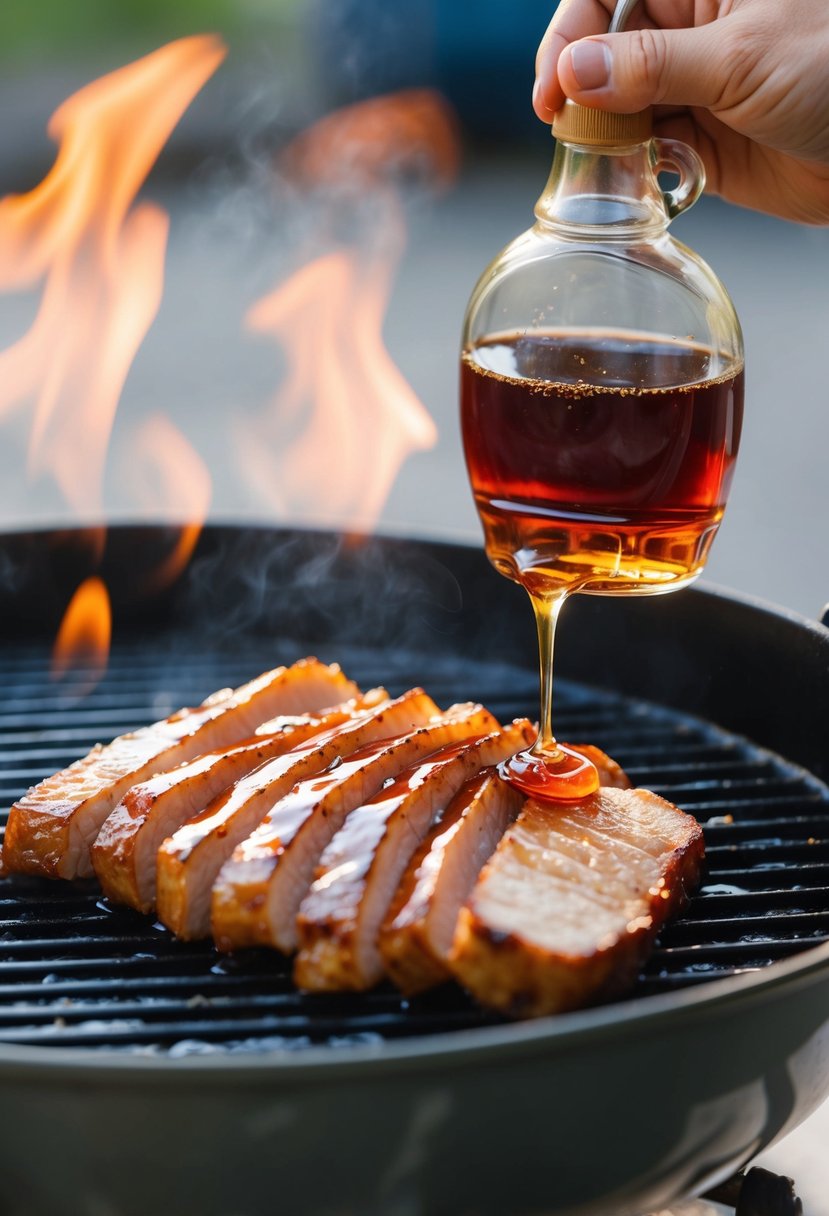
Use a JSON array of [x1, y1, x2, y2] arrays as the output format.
[[0, 3, 827, 1209], [0, 0, 827, 618]]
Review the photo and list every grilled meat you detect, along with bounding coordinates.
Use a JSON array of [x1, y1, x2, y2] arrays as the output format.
[[379, 770, 524, 995], [449, 786, 704, 1017], [293, 718, 532, 992], [91, 714, 351, 914], [4, 658, 358, 880], [156, 690, 438, 940], [211, 702, 501, 953], [379, 742, 628, 996]]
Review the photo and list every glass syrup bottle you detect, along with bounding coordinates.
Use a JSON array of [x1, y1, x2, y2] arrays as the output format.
[[460, 100, 744, 800]]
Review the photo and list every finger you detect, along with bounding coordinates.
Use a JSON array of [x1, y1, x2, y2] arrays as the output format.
[[557, 19, 743, 113], [534, 0, 617, 119]]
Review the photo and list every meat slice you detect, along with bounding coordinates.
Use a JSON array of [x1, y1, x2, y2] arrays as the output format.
[[379, 771, 524, 995], [379, 742, 629, 996], [211, 704, 510, 954], [156, 689, 441, 940], [4, 658, 359, 880], [449, 786, 704, 1018], [91, 709, 361, 914], [293, 719, 532, 992]]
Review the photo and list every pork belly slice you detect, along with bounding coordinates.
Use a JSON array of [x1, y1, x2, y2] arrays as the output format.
[[211, 703, 509, 954], [91, 708, 362, 914], [4, 657, 360, 881], [293, 718, 532, 993], [379, 742, 629, 996], [156, 689, 440, 941], [379, 770, 524, 995], [449, 786, 704, 1018]]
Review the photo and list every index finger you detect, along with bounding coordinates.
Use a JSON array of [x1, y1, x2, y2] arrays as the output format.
[[535, 0, 618, 118]]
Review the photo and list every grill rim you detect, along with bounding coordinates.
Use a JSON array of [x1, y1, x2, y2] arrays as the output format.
[[0, 938, 826, 1080], [0, 527, 828, 1076]]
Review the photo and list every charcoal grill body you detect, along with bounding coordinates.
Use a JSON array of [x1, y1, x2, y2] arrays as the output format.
[[0, 526, 827, 1216]]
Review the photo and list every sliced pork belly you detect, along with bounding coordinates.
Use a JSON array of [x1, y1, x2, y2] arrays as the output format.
[[4, 658, 359, 880], [156, 689, 440, 941], [211, 703, 509, 953], [293, 719, 531, 993], [379, 742, 629, 995], [379, 770, 524, 995], [449, 786, 704, 1018], [91, 711, 355, 914]]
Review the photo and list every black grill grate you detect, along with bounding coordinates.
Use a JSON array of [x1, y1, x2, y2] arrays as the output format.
[[0, 634, 828, 1053]]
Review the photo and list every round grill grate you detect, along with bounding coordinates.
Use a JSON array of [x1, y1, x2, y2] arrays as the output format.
[[0, 632, 827, 1054]]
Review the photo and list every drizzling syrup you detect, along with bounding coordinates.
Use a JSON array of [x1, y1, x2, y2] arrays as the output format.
[[461, 329, 744, 801]]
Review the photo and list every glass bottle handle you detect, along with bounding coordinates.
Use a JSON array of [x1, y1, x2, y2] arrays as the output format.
[[652, 137, 705, 219]]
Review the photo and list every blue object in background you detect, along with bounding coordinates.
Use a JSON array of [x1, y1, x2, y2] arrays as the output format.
[[434, 0, 558, 142], [309, 0, 559, 144]]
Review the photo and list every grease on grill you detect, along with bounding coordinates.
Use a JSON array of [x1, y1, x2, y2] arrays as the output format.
[[0, 637, 828, 1052]]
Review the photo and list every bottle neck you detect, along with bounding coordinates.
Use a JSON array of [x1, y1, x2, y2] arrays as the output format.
[[534, 139, 669, 240]]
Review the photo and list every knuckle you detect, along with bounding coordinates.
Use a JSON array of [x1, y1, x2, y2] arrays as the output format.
[[627, 28, 670, 102]]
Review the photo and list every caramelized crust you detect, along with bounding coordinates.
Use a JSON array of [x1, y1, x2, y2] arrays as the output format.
[[293, 718, 533, 992], [380, 770, 523, 995], [380, 741, 628, 996], [91, 716, 337, 913], [449, 786, 704, 1017], [211, 700, 483, 954], [4, 658, 359, 880], [156, 691, 437, 940]]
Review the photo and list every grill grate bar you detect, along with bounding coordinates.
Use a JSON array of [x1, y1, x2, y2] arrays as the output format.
[[0, 634, 827, 1052]]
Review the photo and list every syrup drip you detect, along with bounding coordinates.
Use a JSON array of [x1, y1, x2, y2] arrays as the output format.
[[500, 744, 599, 800], [500, 588, 599, 801], [462, 330, 743, 805]]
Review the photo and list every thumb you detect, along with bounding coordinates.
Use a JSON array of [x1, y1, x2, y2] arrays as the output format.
[[558, 21, 741, 113]]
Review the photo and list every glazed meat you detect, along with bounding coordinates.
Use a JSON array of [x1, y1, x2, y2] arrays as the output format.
[[156, 689, 440, 940], [379, 742, 629, 996], [3, 658, 359, 880], [293, 718, 534, 992], [91, 711, 357, 914], [211, 703, 505, 954], [449, 786, 704, 1017], [379, 770, 524, 995]]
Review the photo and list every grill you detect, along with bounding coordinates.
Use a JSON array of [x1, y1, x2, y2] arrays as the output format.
[[0, 629, 827, 1053], [1, 526, 828, 1216]]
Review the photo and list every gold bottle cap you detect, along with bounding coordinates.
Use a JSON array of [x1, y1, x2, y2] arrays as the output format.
[[552, 99, 652, 147]]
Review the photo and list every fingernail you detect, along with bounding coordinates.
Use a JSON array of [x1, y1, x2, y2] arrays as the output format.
[[533, 62, 558, 119], [569, 40, 611, 91]]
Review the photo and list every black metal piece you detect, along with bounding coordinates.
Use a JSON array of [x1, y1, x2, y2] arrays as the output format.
[[0, 527, 827, 1216], [705, 1167, 803, 1215], [0, 624, 827, 1052]]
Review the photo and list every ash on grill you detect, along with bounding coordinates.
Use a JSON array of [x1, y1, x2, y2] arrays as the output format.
[[1, 634, 827, 1053]]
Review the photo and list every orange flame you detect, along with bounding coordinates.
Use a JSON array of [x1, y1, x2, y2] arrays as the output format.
[[120, 413, 212, 591], [52, 577, 112, 693], [0, 35, 225, 524], [237, 91, 458, 532]]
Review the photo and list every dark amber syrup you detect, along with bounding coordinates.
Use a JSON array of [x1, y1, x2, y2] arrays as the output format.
[[461, 329, 744, 800], [461, 330, 744, 597]]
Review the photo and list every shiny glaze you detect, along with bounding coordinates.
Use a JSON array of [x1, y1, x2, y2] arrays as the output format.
[[501, 744, 600, 801], [3, 656, 359, 880], [210, 701, 503, 954], [91, 718, 335, 912], [294, 719, 532, 991], [450, 785, 704, 1017], [380, 768, 526, 995]]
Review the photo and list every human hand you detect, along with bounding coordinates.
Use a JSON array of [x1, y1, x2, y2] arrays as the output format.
[[533, 0, 829, 224]]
